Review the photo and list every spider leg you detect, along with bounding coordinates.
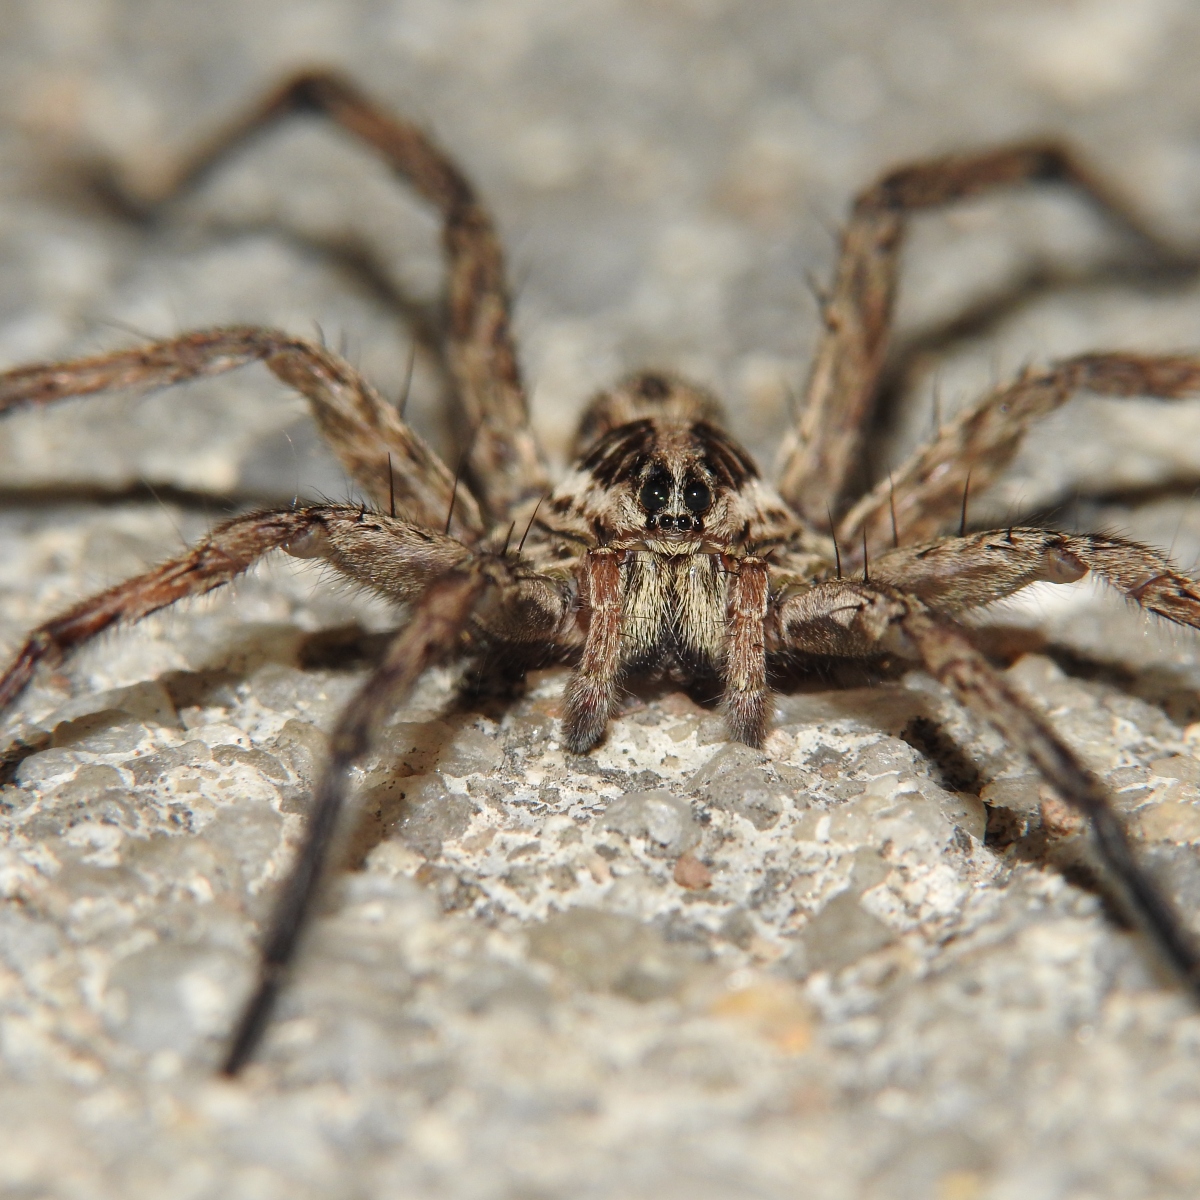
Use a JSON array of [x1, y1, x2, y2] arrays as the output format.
[[0, 493, 570, 1071], [129, 70, 550, 522], [0, 326, 483, 540], [870, 526, 1200, 626], [222, 540, 571, 1073], [778, 142, 1184, 528], [772, 580, 1200, 998], [0, 503, 473, 714], [222, 565, 487, 1075], [839, 353, 1200, 562]]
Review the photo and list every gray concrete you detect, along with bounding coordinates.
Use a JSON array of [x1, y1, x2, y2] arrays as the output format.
[[5, 2, 1200, 1197]]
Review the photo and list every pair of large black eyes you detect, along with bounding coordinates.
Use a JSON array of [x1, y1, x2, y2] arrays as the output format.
[[639, 477, 711, 515]]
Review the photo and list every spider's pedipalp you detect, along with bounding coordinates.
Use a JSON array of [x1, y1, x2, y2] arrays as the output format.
[[720, 555, 771, 746], [839, 352, 1200, 560], [562, 548, 623, 753], [0, 327, 483, 540], [778, 142, 1188, 529]]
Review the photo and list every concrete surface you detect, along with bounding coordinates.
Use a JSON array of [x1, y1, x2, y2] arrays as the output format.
[[5, 2, 1200, 1197]]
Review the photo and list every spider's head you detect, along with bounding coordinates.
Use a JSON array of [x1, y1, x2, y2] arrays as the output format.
[[561, 410, 760, 546], [539, 371, 786, 551]]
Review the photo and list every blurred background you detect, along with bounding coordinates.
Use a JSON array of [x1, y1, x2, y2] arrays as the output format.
[[3, 0, 1200, 517]]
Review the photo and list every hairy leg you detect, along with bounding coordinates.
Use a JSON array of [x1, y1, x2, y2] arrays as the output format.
[[0, 326, 483, 540], [0, 491, 571, 1071], [222, 565, 489, 1074], [0, 503, 472, 713], [773, 580, 1200, 996], [838, 353, 1200, 562], [128, 70, 549, 522], [869, 526, 1200, 625], [777, 142, 1184, 527]]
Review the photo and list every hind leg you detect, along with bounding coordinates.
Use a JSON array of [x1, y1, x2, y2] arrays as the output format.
[[123, 71, 550, 521], [778, 142, 1184, 527]]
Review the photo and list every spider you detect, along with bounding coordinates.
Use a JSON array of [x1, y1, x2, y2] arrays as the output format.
[[2, 71, 1200, 1077]]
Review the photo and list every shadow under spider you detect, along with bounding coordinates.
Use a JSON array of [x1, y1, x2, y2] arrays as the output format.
[[851, 250, 1200, 508], [0, 481, 291, 514], [970, 622, 1200, 728]]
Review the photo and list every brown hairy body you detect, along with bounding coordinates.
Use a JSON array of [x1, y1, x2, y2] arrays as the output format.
[[2, 71, 1200, 1074]]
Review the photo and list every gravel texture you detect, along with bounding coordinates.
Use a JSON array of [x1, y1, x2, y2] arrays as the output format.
[[6, 3, 1200, 1198]]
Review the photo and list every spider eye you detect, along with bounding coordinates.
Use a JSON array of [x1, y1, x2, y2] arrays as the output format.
[[640, 473, 671, 513], [683, 479, 711, 514]]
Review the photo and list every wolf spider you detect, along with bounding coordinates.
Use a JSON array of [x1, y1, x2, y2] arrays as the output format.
[[3, 72, 1200, 1075]]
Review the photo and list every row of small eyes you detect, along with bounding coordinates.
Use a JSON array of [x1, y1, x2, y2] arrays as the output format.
[[639, 475, 712, 516]]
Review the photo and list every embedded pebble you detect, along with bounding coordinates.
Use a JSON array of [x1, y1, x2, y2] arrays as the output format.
[[784, 889, 898, 978], [526, 907, 708, 1000], [603, 789, 700, 855]]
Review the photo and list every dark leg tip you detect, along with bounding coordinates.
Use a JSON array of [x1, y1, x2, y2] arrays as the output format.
[[562, 675, 613, 754], [219, 973, 282, 1078], [722, 689, 769, 748], [562, 715, 605, 755]]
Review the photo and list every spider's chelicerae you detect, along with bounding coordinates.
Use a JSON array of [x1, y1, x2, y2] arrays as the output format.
[[3, 72, 1200, 1074]]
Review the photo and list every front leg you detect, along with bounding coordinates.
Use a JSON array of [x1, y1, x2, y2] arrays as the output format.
[[868, 526, 1200, 629]]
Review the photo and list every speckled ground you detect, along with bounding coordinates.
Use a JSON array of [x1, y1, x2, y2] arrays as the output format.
[[7, 3, 1200, 1198]]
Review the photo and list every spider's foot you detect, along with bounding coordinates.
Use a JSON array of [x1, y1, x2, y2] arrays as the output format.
[[562, 676, 609, 754], [721, 687, 769, 748]]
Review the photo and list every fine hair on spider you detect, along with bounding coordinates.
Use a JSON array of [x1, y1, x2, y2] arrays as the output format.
[[4, 71, 1200, 1075]]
